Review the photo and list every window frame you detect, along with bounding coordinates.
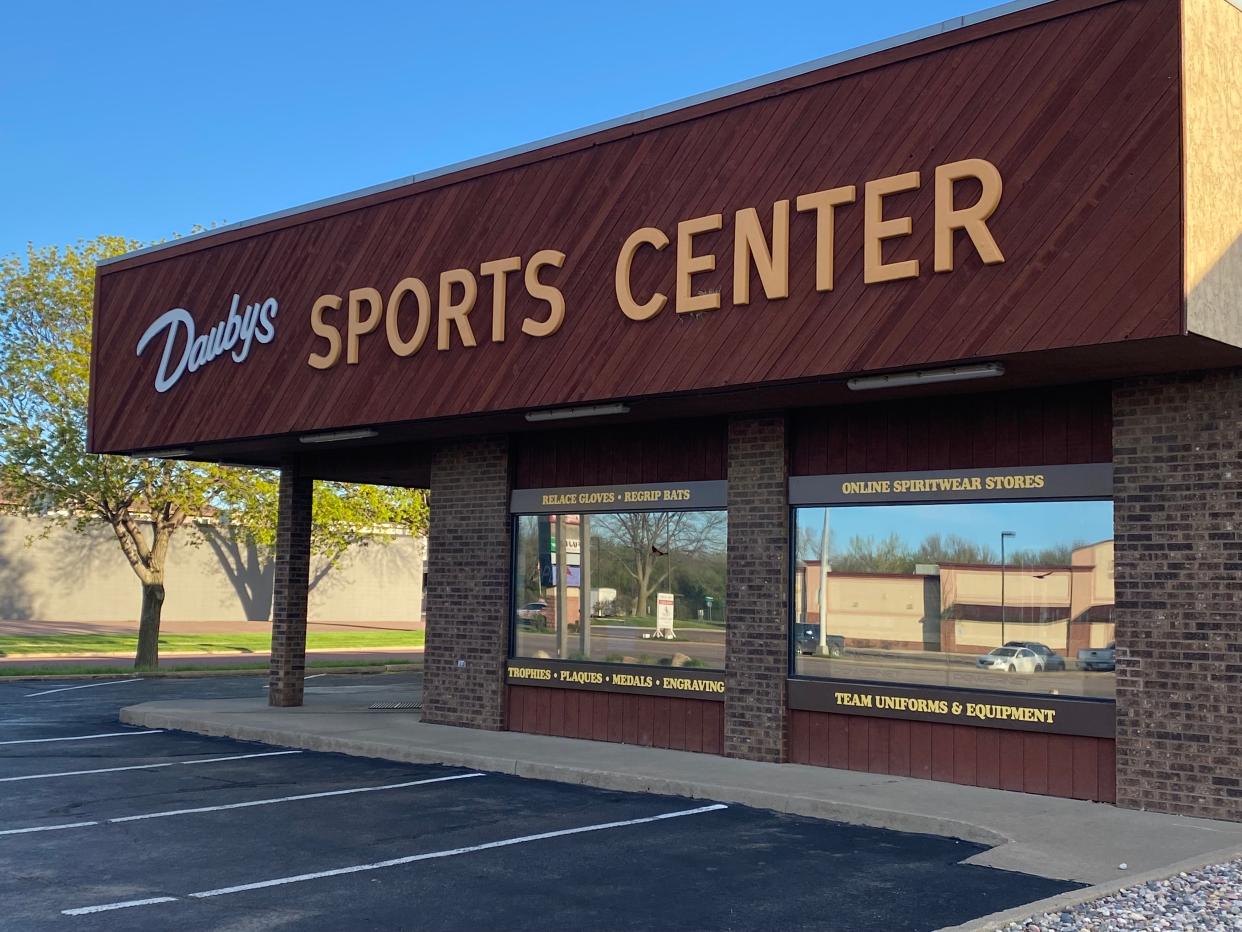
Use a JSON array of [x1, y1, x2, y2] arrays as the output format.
[[786, 464, 1116, 706], [506, 484, 735, 695]]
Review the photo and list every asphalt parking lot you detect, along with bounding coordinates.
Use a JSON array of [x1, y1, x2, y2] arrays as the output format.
[[0, 674, 1078, 931]]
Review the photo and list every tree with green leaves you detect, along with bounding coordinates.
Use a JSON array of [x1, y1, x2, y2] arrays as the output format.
[[0, 236, 429, 669], [592, 510, 726, 616], [210, 468, 428, 602], [0, 236, 224, 669]]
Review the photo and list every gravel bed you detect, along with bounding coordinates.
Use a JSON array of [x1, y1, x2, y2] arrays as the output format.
[[997, 858, 1242, 931]]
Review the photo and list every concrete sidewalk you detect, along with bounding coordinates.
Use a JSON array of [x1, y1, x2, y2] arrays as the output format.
[[120, 690, 1242, 888]]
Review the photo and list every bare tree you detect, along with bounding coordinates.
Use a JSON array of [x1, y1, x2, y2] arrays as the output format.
[[593, 511, 725, 616]]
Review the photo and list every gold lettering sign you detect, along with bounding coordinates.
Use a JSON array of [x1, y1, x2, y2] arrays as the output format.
[[841, 472, 1046, 497], [535, 488, 697, 507], [508, 666, 554, 682], [832, 689, 1056, 725], [513, 482, 723, 516], [506, 661, 725, 698], [306, 158, 1005, 369]]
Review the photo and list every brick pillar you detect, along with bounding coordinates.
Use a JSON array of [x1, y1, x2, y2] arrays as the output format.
[[1113, 369, 1242, 821], [422, 436, 511, 730], [268, 466, 312, 708], [724, 415, 789, 761]]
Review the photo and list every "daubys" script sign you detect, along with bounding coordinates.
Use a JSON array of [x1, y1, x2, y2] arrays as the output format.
[[136, 294, 279, 393]]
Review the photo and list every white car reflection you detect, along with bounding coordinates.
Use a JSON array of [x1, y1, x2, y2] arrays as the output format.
[[976, 646, 1040, 673]]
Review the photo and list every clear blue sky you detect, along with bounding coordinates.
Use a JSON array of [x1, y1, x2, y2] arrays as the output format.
[[0, 0, 1002, 258]]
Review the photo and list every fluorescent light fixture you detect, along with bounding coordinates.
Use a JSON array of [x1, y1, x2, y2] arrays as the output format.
[[298, 428, 379, 444], [847, 363, 1005, 392], [525, 403, 631, 423], [143, 448, 191, 458]]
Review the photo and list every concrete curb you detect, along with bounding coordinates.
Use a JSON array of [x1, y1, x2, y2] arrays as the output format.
[[118, 703, 1007, 848], [936, 843, 1242, 931], [1, 663, 421, 683]]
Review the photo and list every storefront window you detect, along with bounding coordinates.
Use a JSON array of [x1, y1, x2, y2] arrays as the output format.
[[513, 510, 727, 669], [792, 500, 1115, 699]]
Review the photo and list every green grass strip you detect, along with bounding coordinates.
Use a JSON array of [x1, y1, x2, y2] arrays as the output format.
[[0, 658, 417, 677], [0, 630, 425, 657]]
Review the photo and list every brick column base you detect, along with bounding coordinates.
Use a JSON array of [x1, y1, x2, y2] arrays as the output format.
[[422, 436, 511, 730], [269, 467, 312, 707], [724, 415, 789, 762], [1113, 369, 1242, 821]]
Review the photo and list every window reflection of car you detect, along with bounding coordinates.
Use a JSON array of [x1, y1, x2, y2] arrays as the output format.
[[1002, 641, 1066, 671], [977, 646, 1041, 673], [794, 624, 844, 657], [516, 601, 548, 620], [1077, 643, 1116, 671]]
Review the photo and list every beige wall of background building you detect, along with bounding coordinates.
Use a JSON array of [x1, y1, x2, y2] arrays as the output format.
[[0, 515, 425, 625], [797, 540, 1115, 655]]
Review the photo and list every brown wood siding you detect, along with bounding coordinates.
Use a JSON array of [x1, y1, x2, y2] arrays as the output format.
[[790, 383, 1113, 475], [789, 709, 1116, 802], [90, 0, 1181, 454], [513, 418, 727, 488], [507, 685, 724, 754]]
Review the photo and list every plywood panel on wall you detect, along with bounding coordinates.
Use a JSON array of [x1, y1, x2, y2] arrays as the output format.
[[789, 383, 1112, 475], [507, 685, 724, 754], [89, 0, 1182, 454], [788, 708, 1116, 802], [513, 418, 727, 488]]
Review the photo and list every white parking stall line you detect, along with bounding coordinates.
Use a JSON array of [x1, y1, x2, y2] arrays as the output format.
[[0, 772, 483, 838], [179, 751, 302, 766], [63, 897, 179, 916], [109, 771, 485, 822], [25, 679, 144, 698], [0, 750, 301, 783], [0, 821, 99, 836], [61, 803, 729, 915], [0, 730, 163, 746]]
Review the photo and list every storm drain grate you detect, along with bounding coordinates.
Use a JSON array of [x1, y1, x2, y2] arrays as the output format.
[[368, 700, 423, 711]]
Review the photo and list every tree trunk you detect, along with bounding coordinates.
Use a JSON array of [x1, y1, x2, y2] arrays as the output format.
[[637, 564, 652, 616], [135, 582, 165, 670]]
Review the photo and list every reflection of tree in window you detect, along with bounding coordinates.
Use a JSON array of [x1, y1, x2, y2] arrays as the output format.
[[591, 511, 726, 618], [516, 521, 544, 606], [791, 502, 1116, 699], [823, 532, 1087, 574]]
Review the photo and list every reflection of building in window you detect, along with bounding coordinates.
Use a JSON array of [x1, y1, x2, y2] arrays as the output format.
[[795, 539, 1115, 656], [512, 510, 727, 669]]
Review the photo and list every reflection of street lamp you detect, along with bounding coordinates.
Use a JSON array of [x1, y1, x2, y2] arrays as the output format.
[[1000, 531, 1016, 645], [818, 508, 831, 654]]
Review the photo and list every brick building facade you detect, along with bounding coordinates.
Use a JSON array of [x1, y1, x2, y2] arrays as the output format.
[[89, 0, 1242, 823], [422, 437, 512, 730], [1113, 371, 1242, 820], [723, 416, 790, 763]]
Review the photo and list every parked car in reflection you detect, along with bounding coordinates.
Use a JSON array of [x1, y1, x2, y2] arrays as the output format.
[[794, 624, 845, 657], [1077, 643, 1116, 672], [516, 601, 548, 620], [1002, 641, 1066, 671], [977, 646, 1042, 673]]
